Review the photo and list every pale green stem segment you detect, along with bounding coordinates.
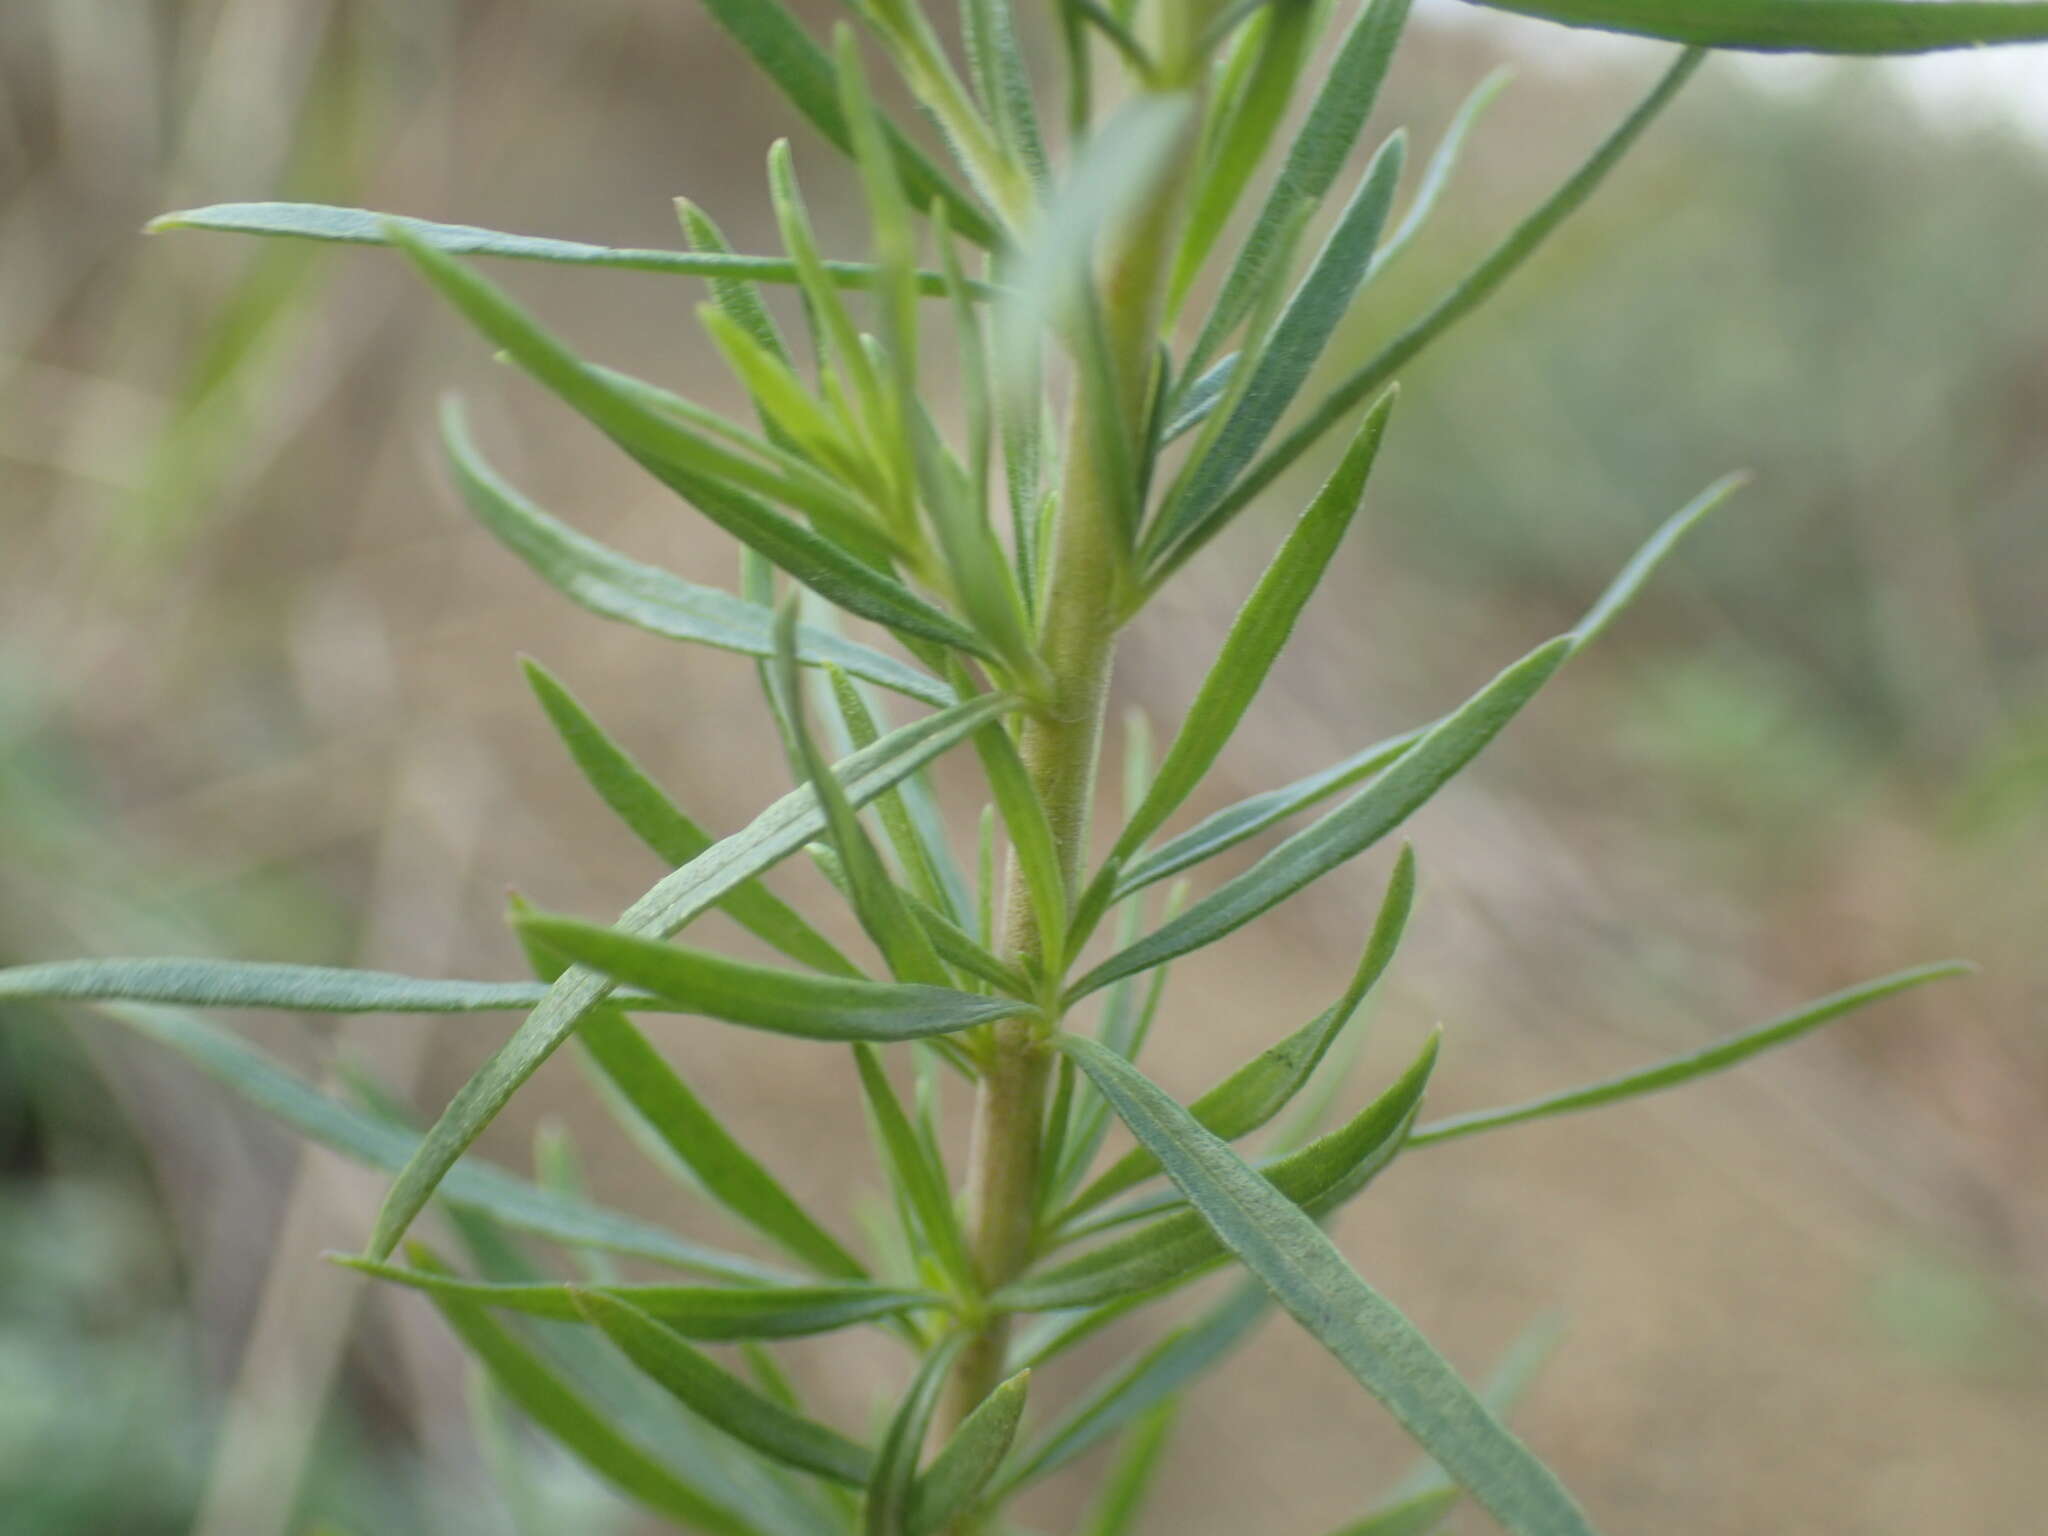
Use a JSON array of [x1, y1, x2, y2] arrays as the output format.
[[944, 84, 1203, 1458]]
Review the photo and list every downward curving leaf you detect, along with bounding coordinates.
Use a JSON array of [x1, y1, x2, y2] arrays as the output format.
[[91, 1004, 791, 1282], [367, 689, 1011, 1259], [515, 916, 1034, 1042], [1059, 1035, 1599, 1536], [1065, 845, 1416, 1220], [904, 1368, 1030, 1536], [1004, 1031, 1438, 1310], [408, 1247, 775, 1536], [573, 1289, 875, 1485], [148, 201, 996, 289], [445, 406, 950, 706], [1410, 962, 1971, 1148], [1072, 637, 1571, 1000], [1467, 0, 2048, 51], [392, 230, 987, 657], [344, 1257, 938, 1338], [523, 658, 858, 977]]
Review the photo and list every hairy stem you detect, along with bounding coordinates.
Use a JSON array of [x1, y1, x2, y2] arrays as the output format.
[[943, 86, 1198, 1486]]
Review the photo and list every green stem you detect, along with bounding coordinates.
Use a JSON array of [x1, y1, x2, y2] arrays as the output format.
[[941, 82, 1198, 1502]]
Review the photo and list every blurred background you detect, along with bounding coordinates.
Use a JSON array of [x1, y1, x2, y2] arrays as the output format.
[[2, 2, 2044, 1532]]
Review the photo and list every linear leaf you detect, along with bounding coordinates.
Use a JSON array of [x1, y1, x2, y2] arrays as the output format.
[[1072, 637, 1572, 1000], [1115, 723, 1425, 898], [90, 1004, 791, 1282], [444, 406, 949, 705], [686, 0, 999, 243], [1370, 68, 1514, 283], [391, 233, 988, 657], [516, 916, 1034, 1042], [904, 1368, 1030, 1536], [1147, 134, 1406, 578], [852, 1043, 975, 1289], [573, 1289, 875, 1485], [1215, 48, 1703, 524], [1329, 1489, 1462, 1536], [1118, 389, 1394, 863], [367, 690, 1011, 1259], [1160, 352, 1239, 446], [148, 201, 998, 289], [1003, 1031, 1436, 1311], [1076, 1400, 1179, 1536], [0, 958, 548, 1013], [345, 1257, 938, 1337], [867, 1336, 965, 1536], [577, 1009, 868, 1277], [1410, 962, 1970, 1148], [998, 1281, 1269, 1492], [826, 668, 959, 923], [773, 607, 949, 986], [1170, 0, 1322, 312], [1181, 0, 1413, 385], [1059, 1035, 1598, 1536], [1065, 845, 1415, 1220], [524, 659, 858, 977], [1470, 0, 2048, 51], [408, 1248, 775, 1536]]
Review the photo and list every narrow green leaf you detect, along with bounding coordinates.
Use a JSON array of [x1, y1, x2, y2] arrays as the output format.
[[1076, 1400, 1179, 1536], [573, 1289, 875, 1486], [1003, 1031, 1437, 1311], [1160, 352, 1239, 446], [148, 201, 999, 288], [1568, 473, 1745, 650], [773, 607, 949, 986], [905, 1368, 1030, 1536], [678, 198, 798, 369], [407, 1247, 775, 1536], [1065, 844, 1415, 1219], [867, 1336, 965, 1536], [1059, 1035, 1599, 1536], [998, 1282, 1269, 1492], [1115, 724, 1424, 898], [1181, 0, 1414, 384], [968, 710, 1071, 979], [1470, 0, 2048, 51], [1216, 48, 1703, 525], [1410, 962, 1971, 1148], [367, 690, 1012, 1259], [0, 958, 547, 1013], [1119, 389, 1394, 861], [523, 658, 859, 978], [1369, 68, 1514, 283], [515, 916, 1034, 1042], [1327, 1488, 1462, 1536], [444, 402, 951, 706], [685, 0, 1000, 243], [852, 1044, 975, 1289], [390, 231, 988, 657], [1169, 0, 1321, 311], [826, 667, 962, 922], [345, 1257, 939, 1338], [1073, 637, 1572, 1000], [1146, 133, 1406, 577], [91, 1004, 791, 1282], [960, 0, 1049, 191], [578, 1009, 868, 1277]]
